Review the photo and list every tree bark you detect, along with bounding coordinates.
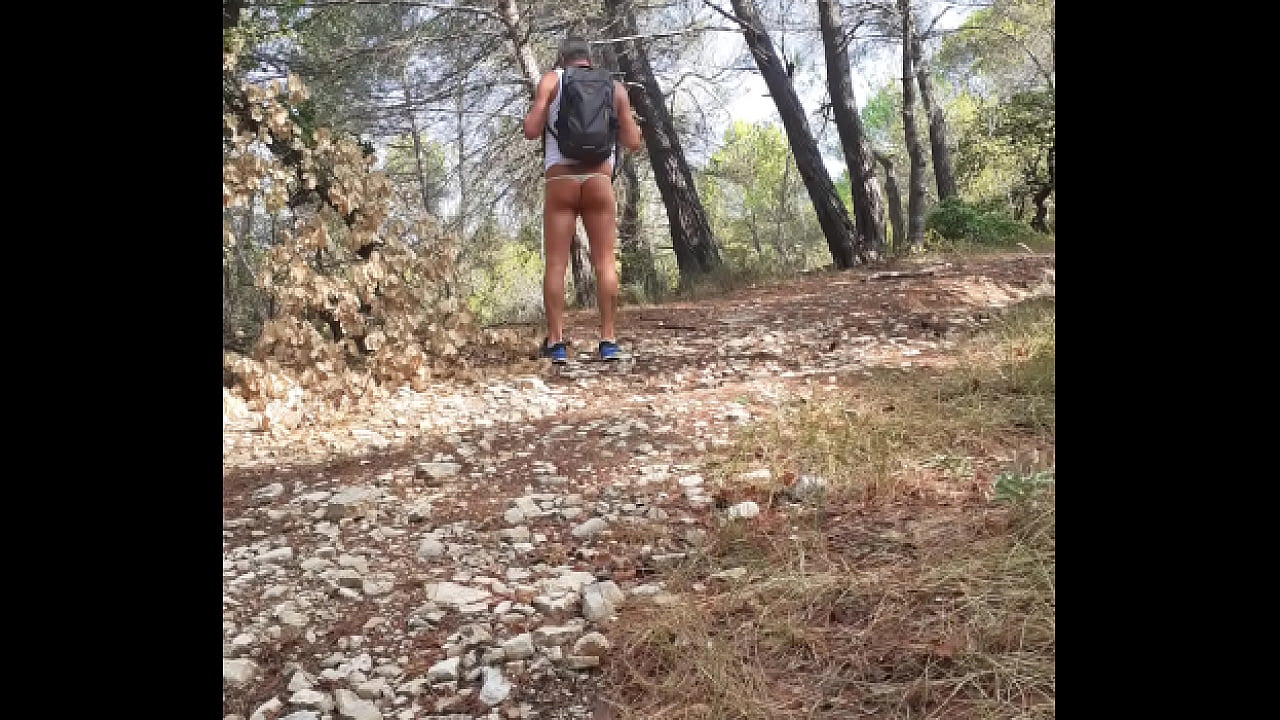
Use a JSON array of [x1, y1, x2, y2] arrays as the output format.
[[604, 0, 721, 283], [498, 0, 595, 306], [599, 32, 659, 298], [729, 0, 861, 268], [497, 0, 542, 95], [453, 42, 468, 235], [402, 75, 434, 214], [569, 220, 598, 306], [616, 142, 661, 298], [874, 151, 905, 253], [223, 0, 243, 31], [899, 0, 928, 252], [910, 19, 958, 201], [817, 0, 886, 258], [1031, 144, 1054, 233]]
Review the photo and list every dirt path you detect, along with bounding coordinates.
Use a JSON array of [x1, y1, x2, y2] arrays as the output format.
[[221, 252, 1054, 720]]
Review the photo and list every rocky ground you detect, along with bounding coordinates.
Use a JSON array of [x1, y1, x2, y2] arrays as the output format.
[[222, 252, 1055, 720]]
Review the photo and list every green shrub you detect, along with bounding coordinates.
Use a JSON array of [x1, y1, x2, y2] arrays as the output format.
[[926, 198, 1035, 246], [467, 243, 545, 325]]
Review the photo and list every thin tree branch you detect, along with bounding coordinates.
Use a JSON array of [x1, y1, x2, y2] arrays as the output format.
[[592, 25, 740, 46], [700, 0, 749, 31], [248, 0, 499, 18]]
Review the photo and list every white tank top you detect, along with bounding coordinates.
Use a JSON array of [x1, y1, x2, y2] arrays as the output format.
[[544, 67, 616, 172]]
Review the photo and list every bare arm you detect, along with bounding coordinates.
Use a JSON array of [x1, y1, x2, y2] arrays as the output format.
[[614, 81, 642, 152], [522, 71, 559, 140]]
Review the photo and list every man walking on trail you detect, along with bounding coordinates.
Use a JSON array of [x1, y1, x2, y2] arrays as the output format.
[[522, 36, 642, 364]]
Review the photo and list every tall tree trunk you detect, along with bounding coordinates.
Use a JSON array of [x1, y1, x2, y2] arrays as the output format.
[[604, 0, 721, 284], [401, 75, 434, 214], [570, 221, 597, 307], [600, 31, 658, 298], [497, 0, 541, 94], [729, 0, 861, 268], [617, 149, 659, 297], [750, 209, 764, 258], [223, 0, 243, 31], [874, 151, 905, 253], [1030, 144, 1054, 233], [910, 20, 958, 201], [817, 0, 886, 258], [899, 0, 928, 252], [453, 42, 468, 235], [498, 0, 595, 305]]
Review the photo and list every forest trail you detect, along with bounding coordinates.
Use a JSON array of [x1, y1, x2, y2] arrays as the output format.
[[222, 250, 1055, 720]]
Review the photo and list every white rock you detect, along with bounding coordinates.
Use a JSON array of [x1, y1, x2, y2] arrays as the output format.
[[287, 670, 314, 691], [288, 689, 330, 709], [254, 482, 285, 502], [279, 610, 309, 629], [532, 624, 581, 646], [478, 667, 512, 706], [425, 582, 491, 608], [257, 547, 294, 564], [595, 580, 625, 606], [570, 517, 608, 538], [417, 462, 462, 481], [457, 623, 493, 648], [362, 576, 395, 596], [406, 499, 433, 523], [426, 656, 461, 683], [572, 631, 612, 657], [334, 687, 383, 720], [351, 653, 373, 673], [727, 501, 760, 520], [417, 538, 446, 559], [515, 497, 542, 518], [279, 713, 319, 720], [501, 633, 535, 660], [356, 678, 390, 700], [223, 658, 260, 686], [249, 697, 283, 720], [792, 474, 827, 499], [542, 571, 596, 595], [581, 585, 613, 622], [325, 486, 381, 520], [301, 557, 332, 572]]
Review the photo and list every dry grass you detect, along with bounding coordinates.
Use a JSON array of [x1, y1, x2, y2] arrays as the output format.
[[601, 296, 1056, 719]]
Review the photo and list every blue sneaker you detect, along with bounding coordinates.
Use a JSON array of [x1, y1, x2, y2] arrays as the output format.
[[598, 339, 621, 361], [540, 339, 568, 364]]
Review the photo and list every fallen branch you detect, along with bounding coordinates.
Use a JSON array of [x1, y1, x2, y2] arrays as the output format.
[[866, 269, 936, 281], [637, 316, 701, 330]]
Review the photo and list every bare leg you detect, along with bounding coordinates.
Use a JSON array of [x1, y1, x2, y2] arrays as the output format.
[[543, 179, 581, 344], [579, 175, 619, 341]]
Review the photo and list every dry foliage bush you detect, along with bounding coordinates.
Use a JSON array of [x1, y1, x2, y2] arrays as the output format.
[[222, 53, 527, 422]]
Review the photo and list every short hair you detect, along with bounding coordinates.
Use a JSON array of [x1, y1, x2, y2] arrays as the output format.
[[558, 36, 592, 65]]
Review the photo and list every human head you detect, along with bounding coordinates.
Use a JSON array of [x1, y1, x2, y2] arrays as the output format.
[[558, 36, 592, 67]]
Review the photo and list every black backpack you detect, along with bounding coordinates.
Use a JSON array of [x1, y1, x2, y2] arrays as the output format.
[[547, 66, 618, 168]]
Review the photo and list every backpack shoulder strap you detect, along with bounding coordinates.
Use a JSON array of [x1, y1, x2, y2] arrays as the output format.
[[545, 68, 564, 142]]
